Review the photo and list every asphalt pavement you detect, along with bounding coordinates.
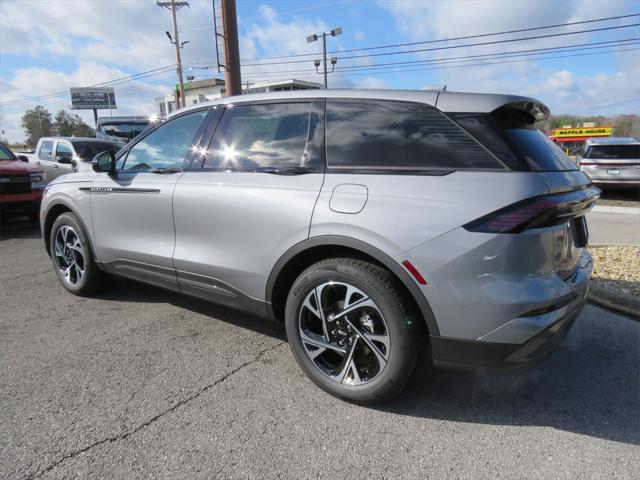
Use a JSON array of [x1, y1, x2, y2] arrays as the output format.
[[1, 218, 638, 479], [587, 211, 639, 245]]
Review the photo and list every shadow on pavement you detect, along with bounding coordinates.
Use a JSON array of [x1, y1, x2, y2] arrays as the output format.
[[96, 278, 639, 446], [0, 217, 41, 240]]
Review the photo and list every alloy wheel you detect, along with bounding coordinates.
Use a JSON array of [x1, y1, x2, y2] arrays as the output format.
[[298, 281, 390, 386], [53, 225, 85, 286]]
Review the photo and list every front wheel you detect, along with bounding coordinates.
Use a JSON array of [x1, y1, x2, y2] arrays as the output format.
[[285, 258, 425, 403], [49, 212, 106, 296]]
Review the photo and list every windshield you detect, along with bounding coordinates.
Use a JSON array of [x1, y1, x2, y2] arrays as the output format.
[[72, 141, 122, 161], [503, 128, 578, 172], [0, 143, 15, 160], [586, 144, 640, 160], [98, 121, 149, 141]]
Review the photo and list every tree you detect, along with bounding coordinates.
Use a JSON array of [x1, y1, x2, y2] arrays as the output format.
[[54, 110, 94, 137], [21, 106, 52, 147]]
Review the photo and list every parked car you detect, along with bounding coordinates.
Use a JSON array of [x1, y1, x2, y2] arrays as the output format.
[[577, 137, 640, 187], [40, 89, 599, 402], [0, 142, 46, 221], [96, 116, 153, 144], [32, 137, 122, 182]]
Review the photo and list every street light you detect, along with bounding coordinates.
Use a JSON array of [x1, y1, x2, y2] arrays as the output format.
[[307, 27, 342, 88]]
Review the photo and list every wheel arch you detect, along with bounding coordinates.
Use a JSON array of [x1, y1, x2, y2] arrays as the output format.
[[43, 201, 98, 264], [266, 235, 440, 336]]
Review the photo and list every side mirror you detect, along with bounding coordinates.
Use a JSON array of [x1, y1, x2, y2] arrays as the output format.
[[92, 151, 116, 174], [18, 154, 29, 163], [56, 155, 73, 164]]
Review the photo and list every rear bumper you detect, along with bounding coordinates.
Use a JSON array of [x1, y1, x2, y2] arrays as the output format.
[[430, 250, 591, 368], [580, 166, 640, 186]]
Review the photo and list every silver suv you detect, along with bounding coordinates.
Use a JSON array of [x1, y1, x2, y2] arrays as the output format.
[[40, 89, 599, 403], [577, 137, 640, 187]]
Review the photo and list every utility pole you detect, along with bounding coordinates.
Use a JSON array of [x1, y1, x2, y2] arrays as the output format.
[[307, 27, 342, 89], [220, 0, 242, 96], [157, 0, 189, 109]]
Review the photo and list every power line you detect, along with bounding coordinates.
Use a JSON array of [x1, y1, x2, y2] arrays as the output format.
[[230, 37, 640, 76], [240, 13, 640, 62], [241, 22, 640, 66], [239, 44, 640, 80], [0, 66, 176, 107]]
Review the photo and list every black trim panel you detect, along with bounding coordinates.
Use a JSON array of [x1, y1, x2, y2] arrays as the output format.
[[265, 235, 440, 336], [431, 309, 580, 369]]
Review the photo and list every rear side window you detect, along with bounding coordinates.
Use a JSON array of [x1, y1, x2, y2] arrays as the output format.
[[586, 144, 640, 159], [326, 101, 502, 170], [39, 141, 54, 160], [203, 103, 314, 171]]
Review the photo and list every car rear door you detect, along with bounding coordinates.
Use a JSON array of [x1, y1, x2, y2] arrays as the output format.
[[90, 109, 210, 290], [172, 100, 325, 311]]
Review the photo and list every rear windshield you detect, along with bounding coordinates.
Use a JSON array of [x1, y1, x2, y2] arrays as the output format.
[[585, 144, 640, 159], [453, 112, 578, 172], [503, 128, 578, 171], [98, 121, 149, 141], [72, 141, 122, 161]]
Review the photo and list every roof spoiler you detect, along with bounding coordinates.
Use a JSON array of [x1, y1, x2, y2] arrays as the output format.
[[491, 100, 550, 129]]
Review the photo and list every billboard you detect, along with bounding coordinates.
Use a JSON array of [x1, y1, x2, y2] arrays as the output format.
[[70, 87, 117, 110]]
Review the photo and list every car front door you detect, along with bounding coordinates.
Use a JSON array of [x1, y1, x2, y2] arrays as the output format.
[[35, 140, 55, 182], [172, 101, 325, 312], [90, 109, 209, 290], [52, 140, 76, 179]]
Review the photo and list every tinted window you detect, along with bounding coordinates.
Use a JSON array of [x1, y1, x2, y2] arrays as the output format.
[[203, 103, 312, 171], [99, 121, 150, 141], [326, 101, 502, 170], [503, 129, 578, 171], [586, 144, 640, 160], [72, 141, 122, 161], [55, 142, 73, 160], [39, 141, 54, 160], [124, 110, 207, 172]]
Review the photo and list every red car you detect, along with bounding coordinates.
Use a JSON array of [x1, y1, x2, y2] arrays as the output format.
[[0, 142, 46, 221]]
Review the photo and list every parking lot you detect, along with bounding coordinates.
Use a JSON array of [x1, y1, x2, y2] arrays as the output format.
[[1, 218, 638, 480]]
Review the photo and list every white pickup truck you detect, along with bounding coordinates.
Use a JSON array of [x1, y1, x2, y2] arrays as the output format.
[[31, 137, 122, 182]]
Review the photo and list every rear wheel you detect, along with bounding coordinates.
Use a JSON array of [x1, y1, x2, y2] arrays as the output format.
[[49, 212, 106, 296], [285, 257, 425, 403]]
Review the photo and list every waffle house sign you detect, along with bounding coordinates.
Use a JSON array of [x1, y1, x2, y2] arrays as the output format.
[[550, 126, 613, 141]]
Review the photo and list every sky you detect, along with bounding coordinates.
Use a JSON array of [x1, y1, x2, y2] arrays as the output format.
[[1, 0, 639, 143]]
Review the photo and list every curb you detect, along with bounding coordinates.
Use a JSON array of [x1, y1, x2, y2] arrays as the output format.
[[592, 205, 640, 215], [588, 284, 640, 320]]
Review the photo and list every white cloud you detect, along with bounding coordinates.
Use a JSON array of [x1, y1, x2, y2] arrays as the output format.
[[355, 76, 389, 89]]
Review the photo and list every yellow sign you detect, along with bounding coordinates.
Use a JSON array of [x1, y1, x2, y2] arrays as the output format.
[[552, 127, 613, 138]]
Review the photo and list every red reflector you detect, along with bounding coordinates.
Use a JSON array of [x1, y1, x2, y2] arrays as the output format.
[[402, 260, 427, 285]]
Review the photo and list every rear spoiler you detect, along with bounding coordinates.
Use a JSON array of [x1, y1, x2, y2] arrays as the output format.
[[491, 101, 550, 129]]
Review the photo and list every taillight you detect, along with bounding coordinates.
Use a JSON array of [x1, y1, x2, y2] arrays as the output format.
[[464, 186, 600, 234]]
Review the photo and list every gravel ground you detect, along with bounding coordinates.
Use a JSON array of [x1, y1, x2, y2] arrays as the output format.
[[590, 245, 640, 297]]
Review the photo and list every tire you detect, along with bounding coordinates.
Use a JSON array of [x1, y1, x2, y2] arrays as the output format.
[[285, 257, 425, 403], [49, 212, 106, 296]]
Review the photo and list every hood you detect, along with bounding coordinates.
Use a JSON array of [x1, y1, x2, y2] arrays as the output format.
[[0, 160, 43, 175]]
